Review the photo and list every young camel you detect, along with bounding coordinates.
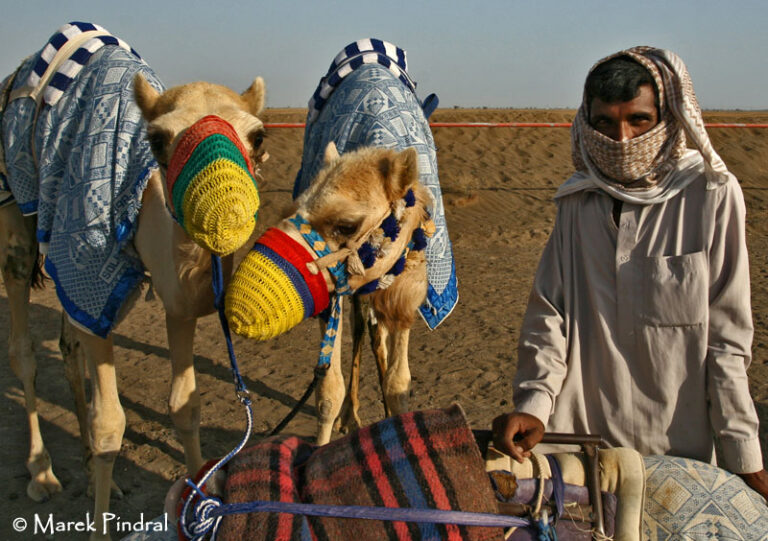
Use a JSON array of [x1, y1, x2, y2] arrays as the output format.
[[0, 27, 267, 540], [226, 142, 430, 444]]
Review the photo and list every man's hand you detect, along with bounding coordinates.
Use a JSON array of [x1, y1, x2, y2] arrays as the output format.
[[491, 412, 545, 463], [738, 469, 768, 504]]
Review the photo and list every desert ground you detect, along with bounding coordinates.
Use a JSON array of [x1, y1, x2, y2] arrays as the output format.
[[1, 107, 767, 539]]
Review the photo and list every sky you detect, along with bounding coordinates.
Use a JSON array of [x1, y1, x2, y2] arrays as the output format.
[[1, 1, 765, 110]]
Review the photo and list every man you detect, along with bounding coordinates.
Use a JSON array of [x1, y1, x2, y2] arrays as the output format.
[[492, 47, 768, 500]]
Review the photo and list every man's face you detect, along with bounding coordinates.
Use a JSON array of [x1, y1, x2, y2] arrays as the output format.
[[588, 84, 659, 141]]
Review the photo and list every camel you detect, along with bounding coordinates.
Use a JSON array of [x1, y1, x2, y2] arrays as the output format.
[[226, 142, 431, 445], [225, 39, 456, 446], [0, 22, 267, 540]]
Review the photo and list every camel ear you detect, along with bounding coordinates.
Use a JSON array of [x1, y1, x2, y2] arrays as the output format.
[[383, 147, 419, 199], [134, 73, 161, 121], [242, 77, 266, 116], [323, 142, 340, 165]]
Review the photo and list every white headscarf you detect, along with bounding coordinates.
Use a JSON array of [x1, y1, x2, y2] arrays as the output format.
[[561, 46, 733, 204]]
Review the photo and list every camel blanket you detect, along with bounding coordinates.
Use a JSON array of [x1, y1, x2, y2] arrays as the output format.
[[294, 40, 458, 329], [0, 25, 164, 337], [219, 405, 502, 541]]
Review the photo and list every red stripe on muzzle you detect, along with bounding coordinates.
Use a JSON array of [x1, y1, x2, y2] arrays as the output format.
[[257, 228, 330, 316]]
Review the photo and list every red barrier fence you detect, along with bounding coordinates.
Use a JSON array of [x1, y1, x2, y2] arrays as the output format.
[[264, 122, 768, 129]]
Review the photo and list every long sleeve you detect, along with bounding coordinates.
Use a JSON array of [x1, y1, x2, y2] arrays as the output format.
[[513, 208, 569, 426], [706, 178, 763, 473]]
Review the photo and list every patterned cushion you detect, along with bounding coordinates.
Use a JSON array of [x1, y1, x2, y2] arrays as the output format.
[[643, 455, 768, 540]]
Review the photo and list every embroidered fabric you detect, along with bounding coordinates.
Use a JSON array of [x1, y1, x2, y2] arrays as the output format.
[[0, 28, 164, 337], [294, 50, 458, 329]]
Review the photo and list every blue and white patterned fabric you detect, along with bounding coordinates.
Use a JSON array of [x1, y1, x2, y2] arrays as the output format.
[[0, 172, 12, 208], [643, 455, 768, 540], [295, 41, 458, 329], [27, 21, 144, 106], [0, 24, 164, 337], [307, 38, 414, 124]]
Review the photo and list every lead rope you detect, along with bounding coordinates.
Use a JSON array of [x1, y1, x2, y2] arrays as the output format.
[[178, 254, 254, 541]]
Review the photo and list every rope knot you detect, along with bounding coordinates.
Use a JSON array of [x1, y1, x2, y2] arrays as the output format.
[[189, 493, 223, 539]]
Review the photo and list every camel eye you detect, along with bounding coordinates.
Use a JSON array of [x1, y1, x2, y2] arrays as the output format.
[[333, 222, 359, 237], [250, 129, 266, 150], [147, 128, 171, 167]]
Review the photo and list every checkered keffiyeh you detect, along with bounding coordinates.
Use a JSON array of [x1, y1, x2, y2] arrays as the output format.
[[570, 47, 732, 202]]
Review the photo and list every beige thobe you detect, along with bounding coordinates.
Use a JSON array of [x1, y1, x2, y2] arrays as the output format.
[[514, 153, 763, 473]]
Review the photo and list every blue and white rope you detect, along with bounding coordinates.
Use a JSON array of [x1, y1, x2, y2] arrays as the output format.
[[308, 38, 415, 123], [288, 213, 354, 369], [28, 21, 143, 106], [178, 254, 253, 540]]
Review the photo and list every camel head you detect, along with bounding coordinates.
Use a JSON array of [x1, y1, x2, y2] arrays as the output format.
[[225, 143, 432, 341], [134, 74, 269, 256]]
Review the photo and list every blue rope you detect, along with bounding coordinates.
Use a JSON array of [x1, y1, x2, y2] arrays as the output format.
[[178, 254, 254, 540], [204, 498, 531, 529], [211, 254, 250, 399]]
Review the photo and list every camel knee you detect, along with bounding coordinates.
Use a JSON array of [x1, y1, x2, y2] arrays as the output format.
[[384, 371, 411, 415], [9, 335, 36, 385], [169, 389, 201, 435], [317, 383, 344, 424], [316, 368, 345, 444], [89, 407, 126, 456]]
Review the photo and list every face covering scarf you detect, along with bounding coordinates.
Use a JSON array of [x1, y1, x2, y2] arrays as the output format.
[[568, 46, 732, 203]]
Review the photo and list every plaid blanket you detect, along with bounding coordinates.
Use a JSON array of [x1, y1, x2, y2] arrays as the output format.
[[219, 405, 502, 540], [294, 41, 458, 330], [0, 24, 164, 337]]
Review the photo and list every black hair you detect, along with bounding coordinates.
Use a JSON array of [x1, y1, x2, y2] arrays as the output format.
[[585, 56, 659, 111]]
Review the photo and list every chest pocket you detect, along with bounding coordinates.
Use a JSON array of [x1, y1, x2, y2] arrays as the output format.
[[641, 251, 708, 326]]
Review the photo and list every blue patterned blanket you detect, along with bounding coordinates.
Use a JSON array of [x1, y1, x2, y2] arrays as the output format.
[[0, 23, 165, 337], [643, 455, 768, 540], [294, 40, 458, 330]]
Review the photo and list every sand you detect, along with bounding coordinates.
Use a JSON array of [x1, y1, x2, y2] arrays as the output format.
[[1, 108, 767, 539]]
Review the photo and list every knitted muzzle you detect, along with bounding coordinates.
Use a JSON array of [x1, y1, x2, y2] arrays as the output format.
[[166, 115, 260, 256], [225, 228, 330, 340]]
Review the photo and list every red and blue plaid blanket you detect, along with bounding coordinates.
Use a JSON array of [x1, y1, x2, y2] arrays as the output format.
[[219, 405, 502, 541]]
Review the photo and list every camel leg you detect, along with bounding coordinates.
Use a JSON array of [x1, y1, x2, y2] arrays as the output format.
[[382, 327, 411, 416], [166, 314, 204, 476], [78, 329, 124, 541], [335, 296, 366, 434], [315, 303, 344, 445], [60, 315, 124, 499], [60, 313, 89, 454], [0, 204, 62, 502], [371, 321, 391, 417]]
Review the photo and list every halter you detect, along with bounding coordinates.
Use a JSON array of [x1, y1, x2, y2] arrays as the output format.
[[287, 188, 430, 368]]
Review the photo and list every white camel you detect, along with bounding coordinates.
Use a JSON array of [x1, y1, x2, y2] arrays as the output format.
[[0, 23, 267, 540]]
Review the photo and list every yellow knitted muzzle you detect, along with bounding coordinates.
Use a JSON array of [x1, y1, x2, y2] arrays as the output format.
[[226, 227, 330, 340], [166, 115, 260, 256]]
